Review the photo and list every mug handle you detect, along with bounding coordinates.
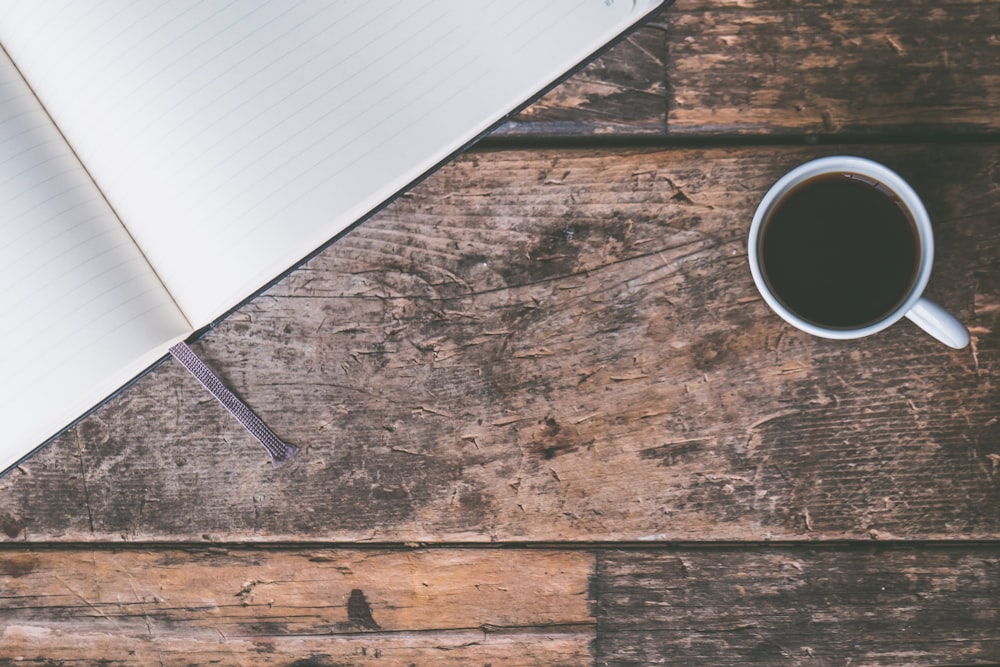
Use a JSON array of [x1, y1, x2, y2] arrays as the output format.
[[905, 298, 970, 349]]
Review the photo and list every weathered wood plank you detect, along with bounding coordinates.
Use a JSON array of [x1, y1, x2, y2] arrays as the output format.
[[664, 0, 1000, 137], [0, 548, 593, 666], [497, 0, 1000, 138], [1, 144, 996, 542], [2, 546, 998, 666], [596, 547, 1000, 666], [0, 632, 589, 667], [0, 631, 590, 667]]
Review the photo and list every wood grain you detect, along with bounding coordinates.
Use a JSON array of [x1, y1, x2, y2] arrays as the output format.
[[2, 546, 997, 666], [1, 3, 998, 663], [665, 2, 1000, 137], [597, 547, 1000, 666], [2, 144, 995, 543], [0, 548, 593, 666], [497, 0, 1000, 138]]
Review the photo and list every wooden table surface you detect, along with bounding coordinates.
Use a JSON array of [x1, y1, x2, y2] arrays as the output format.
[[2, 1, 999, 665]]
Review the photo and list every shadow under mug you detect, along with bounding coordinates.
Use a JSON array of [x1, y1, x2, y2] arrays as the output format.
[[748, 156, 969, 349]]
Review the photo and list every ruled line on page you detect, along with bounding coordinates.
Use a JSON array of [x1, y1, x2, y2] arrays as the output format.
[[176, 3, 445, 210], [223, 53, 487, 244], [212, 30, 476, 236]]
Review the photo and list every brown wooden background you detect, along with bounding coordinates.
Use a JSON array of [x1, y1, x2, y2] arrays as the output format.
[[2, 1, 998, 665]]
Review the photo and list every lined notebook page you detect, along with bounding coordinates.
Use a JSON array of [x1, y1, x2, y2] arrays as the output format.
[[0, 1, 660, 327], [0, 49, 190, 469]]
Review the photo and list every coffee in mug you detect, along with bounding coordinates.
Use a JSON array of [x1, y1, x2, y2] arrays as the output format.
[[748, 156, 969, 348]]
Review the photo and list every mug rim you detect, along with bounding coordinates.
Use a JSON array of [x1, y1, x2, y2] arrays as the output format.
[[748, 156, 934, 340]]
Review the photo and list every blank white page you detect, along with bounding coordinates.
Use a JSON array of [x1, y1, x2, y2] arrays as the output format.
[[0, 49, 190, 471], [0, 0, 661, 327]]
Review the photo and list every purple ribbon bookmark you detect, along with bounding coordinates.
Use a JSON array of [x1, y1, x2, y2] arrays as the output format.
[[169, 341, 298, 467]]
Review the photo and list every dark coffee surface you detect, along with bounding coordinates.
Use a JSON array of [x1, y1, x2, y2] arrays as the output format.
[[760, 173, 919, 328]]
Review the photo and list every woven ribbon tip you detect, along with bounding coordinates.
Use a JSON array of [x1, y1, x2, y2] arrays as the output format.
[[270, 442, 299, 468]]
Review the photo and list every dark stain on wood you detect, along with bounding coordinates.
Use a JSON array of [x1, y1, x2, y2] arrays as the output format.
[[0, 553, 35, 577], [0, 512, 25, 538], [288, 658, 337, 667], [502, 221, 596, 286], [346, 589, 381, 631], [529, 416, 586, 461]]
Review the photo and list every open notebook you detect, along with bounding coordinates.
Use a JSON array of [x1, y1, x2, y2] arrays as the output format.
[[0, 0, 665, 474]]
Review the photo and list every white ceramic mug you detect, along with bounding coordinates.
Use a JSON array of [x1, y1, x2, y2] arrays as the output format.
[[748, 156, 969, 349]]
